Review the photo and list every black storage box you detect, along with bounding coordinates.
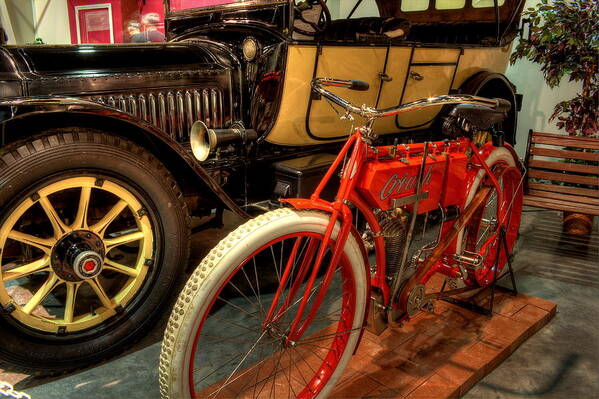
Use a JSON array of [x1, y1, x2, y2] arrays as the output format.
[[273, 153, 338, 200]]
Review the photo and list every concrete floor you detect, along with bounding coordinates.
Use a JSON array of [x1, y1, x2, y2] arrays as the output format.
[[3, 208, 598, 399]]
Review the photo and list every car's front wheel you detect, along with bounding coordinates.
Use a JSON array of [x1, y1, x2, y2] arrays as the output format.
[[0, 129, 190, 373]]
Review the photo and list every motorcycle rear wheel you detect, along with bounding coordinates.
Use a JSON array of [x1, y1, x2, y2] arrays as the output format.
[[454, 146, 523, 288]]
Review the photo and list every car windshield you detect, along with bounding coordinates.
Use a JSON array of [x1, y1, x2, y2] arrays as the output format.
[[168, 0, 275, 12]]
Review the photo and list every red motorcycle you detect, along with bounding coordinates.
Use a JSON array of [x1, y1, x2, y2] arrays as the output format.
[[159, 78, 524, 399]]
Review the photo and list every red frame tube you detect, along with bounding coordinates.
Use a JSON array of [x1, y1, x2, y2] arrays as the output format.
[[280, 127, 513, 335]]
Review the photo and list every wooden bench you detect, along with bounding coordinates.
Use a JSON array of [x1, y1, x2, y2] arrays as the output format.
[[523, 130, 599, 215]]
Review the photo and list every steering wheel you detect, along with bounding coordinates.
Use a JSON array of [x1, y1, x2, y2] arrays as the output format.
[[293, 0, 331, 37]]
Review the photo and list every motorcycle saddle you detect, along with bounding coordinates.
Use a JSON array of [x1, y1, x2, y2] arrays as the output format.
[[449, 103, 507, 131]]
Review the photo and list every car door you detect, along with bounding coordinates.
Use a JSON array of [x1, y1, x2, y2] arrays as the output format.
[[306, 45, 388, 140], [392, 48, 461, 130]]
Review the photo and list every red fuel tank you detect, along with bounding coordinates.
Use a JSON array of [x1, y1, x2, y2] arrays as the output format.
[[356, 139, 470, 213]]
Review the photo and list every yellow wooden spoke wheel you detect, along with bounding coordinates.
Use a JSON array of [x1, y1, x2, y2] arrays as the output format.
[[0, 131, 190, 373], [0, 177, 154, 333]]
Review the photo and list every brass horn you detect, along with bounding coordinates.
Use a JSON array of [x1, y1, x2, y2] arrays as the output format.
[[189, 121, 257, 162]]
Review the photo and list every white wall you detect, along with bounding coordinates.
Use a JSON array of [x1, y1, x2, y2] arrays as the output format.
[[33, 0, 70, 44], [505, 0, 582, 155], [5, 0, 35, 43], [0, 1, 16, 44]]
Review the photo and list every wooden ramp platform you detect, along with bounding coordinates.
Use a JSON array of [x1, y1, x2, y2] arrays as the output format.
[[331, 287, 556, 399]]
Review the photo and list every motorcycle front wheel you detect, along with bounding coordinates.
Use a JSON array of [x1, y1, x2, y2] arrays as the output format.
[[159, 209, 369, 399]]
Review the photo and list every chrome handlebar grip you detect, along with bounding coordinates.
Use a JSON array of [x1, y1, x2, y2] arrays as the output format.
[[311, 77, 507, 120], [311, 78, 364, 115]]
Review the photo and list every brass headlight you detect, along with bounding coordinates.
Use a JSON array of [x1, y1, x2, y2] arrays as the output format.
[[242, 37, 259, 62]]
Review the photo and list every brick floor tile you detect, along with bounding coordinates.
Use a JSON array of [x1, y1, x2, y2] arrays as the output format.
[[403, 313, 440, 337], [434, 361, 482, 397], [472, 339, 513, 374], [490, 296, 528, 317], [372, 349, 412, 370], [511, 304, 552, 333], [517, 293, 558, 312], [359, 333, 392, 356], [337, 369, 369, 387], [392, 336, 468, 376], [447, 351, 488, 375], [365, 366, 423, 397], [478, 313, 528, 340], [479, 319, 531, 352], [347, 352, 381, 376], [405, 373, 460, 399], [364, 326, 418, 352], [330, 373, 387, 399], [460, 340, 510, 375]]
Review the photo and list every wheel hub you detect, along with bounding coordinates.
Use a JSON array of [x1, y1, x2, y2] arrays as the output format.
[[265, 323, 283, 339], [51, 230, 106, 282]]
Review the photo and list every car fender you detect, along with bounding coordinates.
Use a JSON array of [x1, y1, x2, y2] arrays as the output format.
[[0, 96, 249, 219]]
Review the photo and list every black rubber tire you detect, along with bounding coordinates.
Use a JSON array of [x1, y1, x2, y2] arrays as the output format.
[[0, 129, 190, 373]]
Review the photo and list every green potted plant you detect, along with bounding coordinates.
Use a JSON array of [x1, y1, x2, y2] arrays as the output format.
[[511, 0, 598, 235]]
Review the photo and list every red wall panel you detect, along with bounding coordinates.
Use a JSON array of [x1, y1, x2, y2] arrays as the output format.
[[68, 0, 124, 44]]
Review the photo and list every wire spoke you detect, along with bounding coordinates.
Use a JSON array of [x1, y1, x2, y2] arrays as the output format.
[[89, 200, 128, 237], [291, 345, 317, 376], [217, 296, 262, 322], [199, 331, 262, 346], [7, 231, 55, 254], [194, 338, 275, 380], [270, 246, 281, 284], [310, 311, 343, 323], [289, 347, 310, 389], [196, 348, 248, 384], [275, 277, 326, 321], [200, 341, 278, 398], [295, 343, 327, 362], [103, 259, 140, 278], [87, 278, 115, 310], [240, 266, 266, 319], [64, 282, 80, 323], [282, 349, 296, 399], [250, 338, 275, 398], [211, 331, 267, 398], [39, 196, 70, 238], [104, 231, 144, 253], [227, 280, 265, 318], [279, 237, 308, 308], [251, 348, 282, 399], [296, 327, 361, 345], [209, 314, 263, 334], [72, 186, 92, 230], [22, 273, 61, 314], [268, 344, 286, 399], [253, 258, 262, 311], [476, 220, 496, 247]]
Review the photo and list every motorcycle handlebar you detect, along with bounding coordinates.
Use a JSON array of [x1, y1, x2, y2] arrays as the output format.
[[311, 77, 511, 119]]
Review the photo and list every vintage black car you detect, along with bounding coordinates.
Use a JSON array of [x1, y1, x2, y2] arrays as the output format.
[[0, 0, 523, 371]]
